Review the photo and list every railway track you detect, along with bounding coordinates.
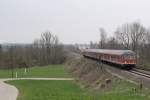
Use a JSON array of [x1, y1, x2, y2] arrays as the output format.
[[136, 67, 150, 71], [83, 52, 150, 79], [130, 68, 150, 78]]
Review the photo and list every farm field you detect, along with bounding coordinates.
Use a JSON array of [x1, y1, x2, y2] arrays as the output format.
[[0, 65, 71, 78], [7, 79, 150, 100]]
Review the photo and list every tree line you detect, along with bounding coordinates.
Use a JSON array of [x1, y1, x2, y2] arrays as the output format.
[[0, 32, 65, 69], [0, 22, 149, 69]]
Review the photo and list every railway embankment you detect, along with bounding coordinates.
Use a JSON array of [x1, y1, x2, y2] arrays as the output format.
[[65, 54, 123, 90], [65, 53, 150, 90]]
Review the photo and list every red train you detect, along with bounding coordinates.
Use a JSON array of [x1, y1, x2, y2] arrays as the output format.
[[81, 49, 136, 69]]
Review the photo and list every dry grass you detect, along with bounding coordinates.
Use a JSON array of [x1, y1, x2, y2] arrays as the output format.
[[65, 56, 115, 90]]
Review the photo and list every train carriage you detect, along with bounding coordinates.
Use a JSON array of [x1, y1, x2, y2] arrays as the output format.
[[82, 49, 136, 69]]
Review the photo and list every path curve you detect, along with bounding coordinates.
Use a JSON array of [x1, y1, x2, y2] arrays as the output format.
[[0, 78, 74, 100], [0, 80, 18, 100]]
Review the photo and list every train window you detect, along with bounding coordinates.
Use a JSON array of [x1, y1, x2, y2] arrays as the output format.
[[123, 54, 135, 59]]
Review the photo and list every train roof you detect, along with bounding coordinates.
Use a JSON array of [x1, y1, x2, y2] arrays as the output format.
[[84, 49, 135, 55]]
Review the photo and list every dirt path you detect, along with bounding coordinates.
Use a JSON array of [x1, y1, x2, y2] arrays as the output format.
[[0, 78, 74, 100]]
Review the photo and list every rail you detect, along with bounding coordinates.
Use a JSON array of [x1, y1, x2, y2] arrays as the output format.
[[129, 68, 150, 78]]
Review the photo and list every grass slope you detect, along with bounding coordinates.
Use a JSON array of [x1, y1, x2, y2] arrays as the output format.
[[0, 65, 71, 78], [7, 80, 150, 100]]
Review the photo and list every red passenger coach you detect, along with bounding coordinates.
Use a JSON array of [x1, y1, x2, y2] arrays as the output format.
[[81, 49, 136, 69]]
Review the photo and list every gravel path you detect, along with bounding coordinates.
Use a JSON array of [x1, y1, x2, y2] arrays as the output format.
[[1, 78, 74, 81], [0, 80, 18, 100], [0, 78, 74, 100]]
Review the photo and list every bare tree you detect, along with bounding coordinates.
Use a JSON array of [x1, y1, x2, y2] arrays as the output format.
[[115, 22, 146, 51], [146, 30, 150, 43], [142, 30, 150, 58], [32, 31, 65, 65], [115, 24, 131, 49], [99, 28, 107, 49], [130, 22, 146, 52]]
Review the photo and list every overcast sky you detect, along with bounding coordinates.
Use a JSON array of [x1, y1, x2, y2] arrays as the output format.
[[0, 0, 150, 44]]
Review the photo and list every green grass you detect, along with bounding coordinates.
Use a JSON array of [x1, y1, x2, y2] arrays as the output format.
[[0, 69, 13, 78], [0, 65, 71, 78], [7, 80, 150, 100]]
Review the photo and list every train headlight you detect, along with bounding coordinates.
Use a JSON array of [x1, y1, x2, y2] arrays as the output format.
[[125, 61, 127, 64]]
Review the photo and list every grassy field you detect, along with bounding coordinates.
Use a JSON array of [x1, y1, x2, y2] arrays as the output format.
[[3, 64, 150, 100], [7, 80, 150, 100], [0, 65, 71, 78]]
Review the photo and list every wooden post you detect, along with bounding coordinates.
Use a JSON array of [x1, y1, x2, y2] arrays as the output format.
[[24, 68, 27, 74]]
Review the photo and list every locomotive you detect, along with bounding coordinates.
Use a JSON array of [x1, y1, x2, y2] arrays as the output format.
[[81, 49, 136, 69]]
